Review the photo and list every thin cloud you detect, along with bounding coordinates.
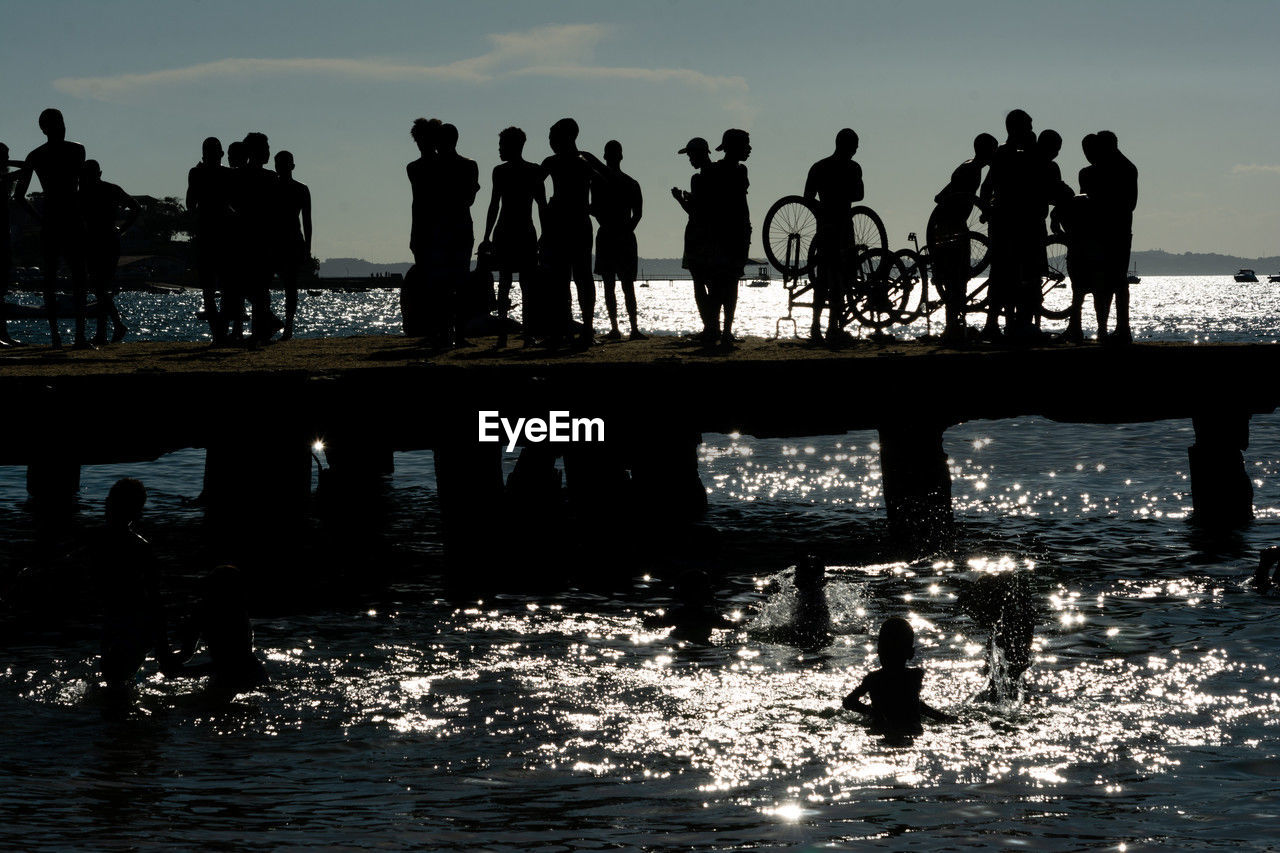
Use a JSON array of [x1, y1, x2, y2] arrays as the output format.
[[1231, 164, 1280, 175], [52, 23, 747, 102]]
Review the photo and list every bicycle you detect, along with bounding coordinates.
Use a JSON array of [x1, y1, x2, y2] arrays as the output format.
[[761, 195, 890, 335]]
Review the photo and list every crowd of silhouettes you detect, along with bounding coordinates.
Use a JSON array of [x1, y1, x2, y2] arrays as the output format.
[[672, 128, 753, 349], [186, 130, 311, 344], [3, 107, 1141, 351], [928, 109, 1139, 345], [1, 109, 312, 348]]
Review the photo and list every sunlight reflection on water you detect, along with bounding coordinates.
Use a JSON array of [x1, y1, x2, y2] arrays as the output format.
[[2, 276, 1280, 848]]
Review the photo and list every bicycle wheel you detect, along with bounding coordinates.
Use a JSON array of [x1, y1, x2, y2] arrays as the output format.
[[763, 195, 818, 277], [849, 205, 888, 255], [847, 247, 912, 330], [1039, 236, 1072, 320], [894, 248, 929, 324], [928, 234, 990, 314]]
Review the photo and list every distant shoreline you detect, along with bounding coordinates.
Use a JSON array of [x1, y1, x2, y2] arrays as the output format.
[[319, 249, 1280, 280]]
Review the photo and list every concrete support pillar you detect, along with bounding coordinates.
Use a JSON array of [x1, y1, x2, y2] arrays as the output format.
[[1188, 413, 1253, 526], [434, 440, 505, 563], [26, 458, 81, 506], [878, 421, 954, 543], [203, 429, 313, 518], [563, 442, 630, 515], [322, 437, 394, 481], [627, 430, 707, 524]]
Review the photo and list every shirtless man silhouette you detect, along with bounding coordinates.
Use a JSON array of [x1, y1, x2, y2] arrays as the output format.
[[930, 133, 997, 342], [592, 140, 645, 340], [434, 124, 479, 347], [542, 118, 605, 348], [273, 150, 312, 341], [232, 132, 284, 343], [79, 159, 141, 344], [187, 137, 232, 342], [13, 109, 89, 348], [479, 126, 547, 348], [704, 128, 752, 350], [804, 128, 864, 344]]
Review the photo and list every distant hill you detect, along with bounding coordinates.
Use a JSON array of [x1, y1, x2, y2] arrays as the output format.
[[1130, 251, 1280, 276], [318, 256, 693, 279], [320, 252, 1280, 279]]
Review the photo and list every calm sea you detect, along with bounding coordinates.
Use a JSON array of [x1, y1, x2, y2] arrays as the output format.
[[2, 276, 1279, 850]]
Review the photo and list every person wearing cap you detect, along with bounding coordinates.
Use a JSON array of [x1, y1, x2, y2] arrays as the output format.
[[273, 150, 311, 341], [672, 137, 715, 342], [804, 128, 863, 345], [591, 140, 645, 341], [704, 128, 752, 349]]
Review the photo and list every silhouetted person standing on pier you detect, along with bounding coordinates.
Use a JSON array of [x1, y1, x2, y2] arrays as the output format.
[[80, 160, 140, 345], [404, 117, 442, 338], [1037, 129, 1074, 208], [223, 141, 250, 339], [273, 150, 311, 341], [232, 132, 284, 343], [980, 110, 1052, 340], [188, 137, 232, 342], [705, 129, 752, 349], [1, 144, 31, 345], [1054, 184, 1103, 344], [433, 124, 479, 347], [930, 132, 997, 342], [479, 126, 547, 348], [804, 128, 864, 344], [592, 140, 645, 340], [13, 108, 89, 348], [673, 137, 714, 342], [1087, 130, 1138, 344], [542, 118, 603, 348]]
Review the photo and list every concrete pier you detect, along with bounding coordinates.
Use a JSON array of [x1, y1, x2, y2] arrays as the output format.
[[0, 336, 1275, 533]]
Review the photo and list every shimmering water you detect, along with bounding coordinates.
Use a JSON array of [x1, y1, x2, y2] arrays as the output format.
[[3, 277, 1280, 850]]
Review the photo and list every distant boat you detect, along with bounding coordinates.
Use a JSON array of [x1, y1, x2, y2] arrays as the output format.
[[1268, 273, 1280, 284], [1127, 263, 1140, 285], [747, 265, 771, 287], [1235, 268, 1259, 283]]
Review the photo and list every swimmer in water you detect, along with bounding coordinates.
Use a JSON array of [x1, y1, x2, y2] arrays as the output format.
[[166, 565, 268, 701], [93, 478, 173, 701], [645, 569, 734, 644], [788, 554, 831, 646], [842, 617, 955, 736]]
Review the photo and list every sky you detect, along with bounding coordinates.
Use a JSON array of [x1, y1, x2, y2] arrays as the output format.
[[4, 0, 1280, 264]]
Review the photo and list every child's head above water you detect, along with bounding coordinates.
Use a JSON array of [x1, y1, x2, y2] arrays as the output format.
[[105, 478, 146, 527], [877, 617, 916, 667]]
